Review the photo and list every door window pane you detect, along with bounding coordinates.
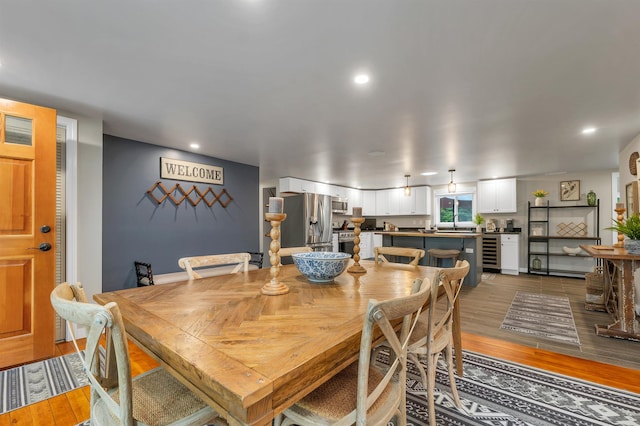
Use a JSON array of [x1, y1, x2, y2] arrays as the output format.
[[5, 116, 33, 146]]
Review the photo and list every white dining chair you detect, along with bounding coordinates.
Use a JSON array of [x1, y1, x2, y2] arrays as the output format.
[[407, 260, 470, 426], [278, 246, 312, 265], [178, 252, 251, 280], [274, 277, 431, 426], [374, 246, 425, 266], [50, 282, 225, 426]]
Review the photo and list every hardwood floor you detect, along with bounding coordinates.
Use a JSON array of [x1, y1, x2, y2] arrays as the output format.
[[1, 272, 638, 425], [461, 271, 640, 371]]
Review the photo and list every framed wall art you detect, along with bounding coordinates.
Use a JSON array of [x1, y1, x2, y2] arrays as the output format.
[[560, 180, 580, 201]]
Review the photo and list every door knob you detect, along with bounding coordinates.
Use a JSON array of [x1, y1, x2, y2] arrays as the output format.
[[28, 243, 52, 252]]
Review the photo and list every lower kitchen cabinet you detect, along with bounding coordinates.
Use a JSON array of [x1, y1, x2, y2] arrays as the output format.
[[500, 234, 519, 275]]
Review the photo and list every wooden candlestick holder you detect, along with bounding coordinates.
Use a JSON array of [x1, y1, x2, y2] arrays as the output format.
[[348, 217, 366, 274], [613, 207, 626, 248], [262, 213, 290, 295]]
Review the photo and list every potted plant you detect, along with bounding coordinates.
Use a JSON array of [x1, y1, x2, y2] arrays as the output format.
[[532, 189, 549, 206], [473, 213, 485, 232], [607, 214, 640, 254]]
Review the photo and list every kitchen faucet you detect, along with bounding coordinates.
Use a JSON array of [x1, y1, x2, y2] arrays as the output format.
[[453, 214, 459, 230]]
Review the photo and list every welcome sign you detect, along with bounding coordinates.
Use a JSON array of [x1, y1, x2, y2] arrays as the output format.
[[160, 157, 224, 185]]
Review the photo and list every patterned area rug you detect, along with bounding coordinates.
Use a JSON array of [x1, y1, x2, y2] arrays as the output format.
[[6, 349, 639, 426], [393, 350, 640, 425], [500, 291, 581, 345], [0, 352, 87, 414], [481, 272, 496, 281]]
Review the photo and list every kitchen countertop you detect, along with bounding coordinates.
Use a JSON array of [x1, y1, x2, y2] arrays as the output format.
[[375, 231, 481, 238]]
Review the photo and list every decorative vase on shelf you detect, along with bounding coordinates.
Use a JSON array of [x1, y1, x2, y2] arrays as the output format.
[[532, 257, 542, 270], [587, 190, 597, 206], [535, 197, 545, 207]]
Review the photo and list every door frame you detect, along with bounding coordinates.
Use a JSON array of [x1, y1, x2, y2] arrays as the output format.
[[57, 115, 80, 340]]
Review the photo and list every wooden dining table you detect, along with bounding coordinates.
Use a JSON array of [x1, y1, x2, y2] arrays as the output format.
[[94, 259, 462, 426]]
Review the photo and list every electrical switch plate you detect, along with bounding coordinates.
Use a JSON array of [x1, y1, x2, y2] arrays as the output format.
[[465, 248, 474, 253]]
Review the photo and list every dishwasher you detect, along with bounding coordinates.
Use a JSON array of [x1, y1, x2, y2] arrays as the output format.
[[482, 234, 501, 271]]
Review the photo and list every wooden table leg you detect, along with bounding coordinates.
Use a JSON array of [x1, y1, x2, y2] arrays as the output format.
[[453, 297, 463, 376], [595, 258, 640, 340]]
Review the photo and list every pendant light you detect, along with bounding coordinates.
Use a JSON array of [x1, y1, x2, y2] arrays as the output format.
[[448, 169, 456, 193], [404, 174, 411, 197]]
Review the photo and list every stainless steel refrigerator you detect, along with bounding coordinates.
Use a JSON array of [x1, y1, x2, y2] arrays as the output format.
[[280, 193, 333, 258]]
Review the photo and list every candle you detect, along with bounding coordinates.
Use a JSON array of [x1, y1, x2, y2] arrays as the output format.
[[352, 207, 362, 218], [616, 202, 625, 210], [269, 197, 284, 213]]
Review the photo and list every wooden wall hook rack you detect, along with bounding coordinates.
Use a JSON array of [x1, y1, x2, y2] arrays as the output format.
[[146, 181, 234, 208]]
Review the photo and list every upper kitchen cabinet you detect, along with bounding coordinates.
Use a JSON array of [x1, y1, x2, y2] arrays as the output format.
[[279, 177, 316, 194], [347, 188, 362, 214], [477, 178, 517, 213], [375, 186, 431, 216], [376, 188, 401, 216], [362, 191, 376, 216], [412, 186, 431, 215]]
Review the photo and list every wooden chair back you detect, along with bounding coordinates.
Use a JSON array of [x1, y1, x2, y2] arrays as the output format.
[[178, 252, 251, 279], [374, 246, 426, 266], [51, 282, 134, 424], [407, 259, 470, 425], [427, 260, 469, 346], [276, 277, 431, 425], [352, 277, 430, 423], [278, 246, 312, 265], [134, 260, 154, 286]]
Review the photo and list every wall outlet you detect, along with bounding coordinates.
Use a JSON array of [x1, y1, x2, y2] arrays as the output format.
[[465, 248, 474, 253]]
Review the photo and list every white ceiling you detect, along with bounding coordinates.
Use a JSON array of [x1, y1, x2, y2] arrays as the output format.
[[1, 1, 638, 189]]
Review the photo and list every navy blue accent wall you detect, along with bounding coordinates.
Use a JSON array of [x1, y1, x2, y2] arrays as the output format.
[[102, 135, 259, 292]]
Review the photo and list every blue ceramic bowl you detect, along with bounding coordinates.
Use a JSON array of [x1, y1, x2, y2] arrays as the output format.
[[291, 252, 351, 283]]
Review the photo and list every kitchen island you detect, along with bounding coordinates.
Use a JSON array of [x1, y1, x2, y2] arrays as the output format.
[[377, 231, 482, 286]]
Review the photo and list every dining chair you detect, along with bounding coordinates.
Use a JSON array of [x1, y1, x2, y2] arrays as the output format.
[[407, 260, 470, 426], [178, 252, 251, 280], [134, 260, 154, 286], [274, 277, 431, 426], [248, 251, 264, 268], [50, 282, 226, 426], [278, 246, 312, 265], [374, 246, 426, 266]]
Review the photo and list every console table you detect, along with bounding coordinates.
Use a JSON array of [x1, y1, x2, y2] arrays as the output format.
[[580, 245, 639, 341]]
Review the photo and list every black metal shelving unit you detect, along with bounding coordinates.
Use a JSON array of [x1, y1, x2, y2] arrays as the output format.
[[527, 200, 600, 278]]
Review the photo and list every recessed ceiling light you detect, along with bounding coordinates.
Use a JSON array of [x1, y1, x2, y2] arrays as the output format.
[[420, 171, 437, 176], [190, 143, 200, 149], [581, 126, 597, 135], [353, 73, 370, 85]]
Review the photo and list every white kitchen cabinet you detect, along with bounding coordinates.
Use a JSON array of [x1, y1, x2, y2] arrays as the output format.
[[411, 186, 431, 215], [477, 178, 517, 213], [375, 189, 401, 216], [501, 234, 519, 275], [377, 187, 432, 215], [347, 188, 363, 214], [362, 191, 376, 216], [326, 185, 349, 199], [279, 177, 316, 194], [314, 182, 330, 196], [373, 233, 382, 250], [359, 232, 374, 259]]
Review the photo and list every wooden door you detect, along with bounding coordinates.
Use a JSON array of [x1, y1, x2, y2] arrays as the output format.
[[0, 98, 56, 368]]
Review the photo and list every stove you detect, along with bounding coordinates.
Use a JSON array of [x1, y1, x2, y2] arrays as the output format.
[[338, 231, 355, 242]]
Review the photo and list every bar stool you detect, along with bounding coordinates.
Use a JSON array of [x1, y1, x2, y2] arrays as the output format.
[[427, 248, 460, 267]]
